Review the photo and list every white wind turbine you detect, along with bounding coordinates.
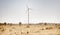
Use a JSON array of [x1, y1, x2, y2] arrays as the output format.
[[26, 5, 31, 24], [26, 0, 32, 24], [26, 5, 32, 28]]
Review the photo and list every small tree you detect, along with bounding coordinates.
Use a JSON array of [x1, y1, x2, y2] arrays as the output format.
[[19, 22, 21, 25], [44, 23, 47, 25], [4, 22, 6, 25]]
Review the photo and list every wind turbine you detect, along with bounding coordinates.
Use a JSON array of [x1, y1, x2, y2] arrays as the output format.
[[26, 5, 32, 28], [26, 0, 32, 25], [26, 5, 30, 24]]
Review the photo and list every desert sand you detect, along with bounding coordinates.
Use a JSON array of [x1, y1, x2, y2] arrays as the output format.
[[0, 23, 60, 35]]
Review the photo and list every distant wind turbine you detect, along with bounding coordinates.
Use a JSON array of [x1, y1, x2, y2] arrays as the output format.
[[26, 0, 32, 24], [26, 0, 32, 28], [26, 5, 30, 24]]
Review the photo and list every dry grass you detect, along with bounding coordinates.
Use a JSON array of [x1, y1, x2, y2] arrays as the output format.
[[0, 23, 60, 35]]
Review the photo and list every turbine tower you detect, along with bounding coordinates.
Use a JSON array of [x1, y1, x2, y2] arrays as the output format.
[[27, 5, 30, 24], [26, 0, 31, 24], [26, 0, 32, 28]]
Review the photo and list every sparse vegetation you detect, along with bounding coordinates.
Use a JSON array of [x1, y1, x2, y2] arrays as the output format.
[[26, 25, 30, 28], [44, 23, 47, 25], [19, 22, 21, 25], [0, 23, 60, 35], [4, 22, 6, 25], [45, 27, 53, 30]]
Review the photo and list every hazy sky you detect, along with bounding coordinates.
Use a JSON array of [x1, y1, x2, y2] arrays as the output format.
[[0, 0, 60, 23]]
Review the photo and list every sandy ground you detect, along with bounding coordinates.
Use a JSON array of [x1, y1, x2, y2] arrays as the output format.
[[0, 23, 60, 35]]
